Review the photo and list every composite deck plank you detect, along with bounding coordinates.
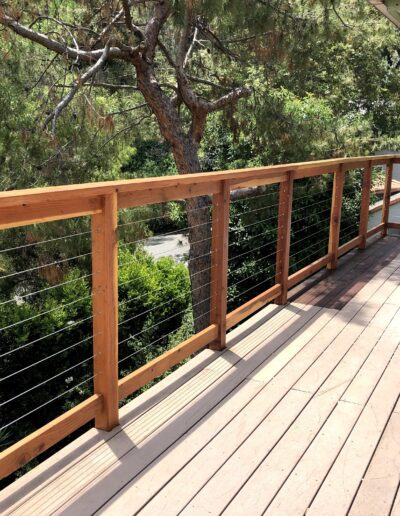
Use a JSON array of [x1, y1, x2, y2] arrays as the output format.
[[57, 304, 320, 516], [292, 237, 400, 309], [0, 344, 220, 508], [101, 309, 337, 514], [307, 346, 400, 516], [167, 264, 400, 515], [349, 403, 400, 516], [262, 306, 400, 516], [392, 485, 400, 516], [207, 301, 399, 516], [13, 249, 400, 512]]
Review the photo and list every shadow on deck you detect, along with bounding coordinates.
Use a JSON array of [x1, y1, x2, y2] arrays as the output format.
[[2, 235, 400, 516]]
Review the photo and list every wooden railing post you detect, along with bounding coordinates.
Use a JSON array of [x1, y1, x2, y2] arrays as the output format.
[[359, 161, 372, 250], [275, 172, 294, 304], [91, 192, 119, 430], [327, 164, 345, 270], [210, 180, 230, 350], [381, 159, 394, 237]]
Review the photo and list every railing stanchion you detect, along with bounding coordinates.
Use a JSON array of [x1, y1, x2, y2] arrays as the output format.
[[359, 160, 372, 249], [381, 159, 394, 237], [275, 172, 294, 304], [210, 180, 230, 350], [91, 192, 119, 430], [327, 164, 345, 270]]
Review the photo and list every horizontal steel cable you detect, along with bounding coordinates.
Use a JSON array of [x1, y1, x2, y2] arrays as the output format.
[[230, 189, 278, 205], [0, 273, 93, 307], [118, 262, 217, 304], [229, 272, 276, 300], [228, 237, 280, 263], [0, 252, 91, 281], [0, 293, 93, 333], [117, 202, 213, 228], [119, 249, 213, 275], [1, 354, 95, 407], [0, 230, 91, 255], [118, 293, 215, 346], [119, 219, 213, 249], [118, 308, 212, 365], [0, 375, 96, 432], [0, 334, 96, 382], [230, 213, 280, 232], [0, 314, 95, 358], [229, 261, 276, 290], [290, 241, 329, 266], [118, 277, 216, 327], [291, 225, 330, 247]]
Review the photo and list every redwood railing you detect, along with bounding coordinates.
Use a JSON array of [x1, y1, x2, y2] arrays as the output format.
[[0, 154, 398, 479]]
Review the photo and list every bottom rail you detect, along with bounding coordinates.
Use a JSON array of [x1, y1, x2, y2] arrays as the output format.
[[288, 255, 330, 289], [338, 235, 362, 258], [226, 284, 282, 330], [0, 394, 103, 480], [118, 324, 218, 400], [367, 222, 385, 238]]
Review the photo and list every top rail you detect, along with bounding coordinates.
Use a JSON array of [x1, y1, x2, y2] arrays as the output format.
[[0, 154, 396, 206]]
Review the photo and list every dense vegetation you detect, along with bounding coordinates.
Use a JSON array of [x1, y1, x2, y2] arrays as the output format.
[[0, 0, 399, 484]]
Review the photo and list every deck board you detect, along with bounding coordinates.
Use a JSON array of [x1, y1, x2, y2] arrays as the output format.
[[349, 401, 400, 516], [196, 282, 400, 516], [1, 236, 400, 516]]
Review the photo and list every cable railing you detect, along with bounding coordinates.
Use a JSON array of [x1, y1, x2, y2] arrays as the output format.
[[0, 154, 398, 481]]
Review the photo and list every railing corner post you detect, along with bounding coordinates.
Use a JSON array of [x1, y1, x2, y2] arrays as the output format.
[[275, 172, 294, 305], [210, 180, 230, 351], [91, 192, 119, 431]]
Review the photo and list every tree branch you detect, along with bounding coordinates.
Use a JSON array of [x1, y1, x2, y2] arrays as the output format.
[[178, 1, 194, 66], [187, 74, 231, 91], [122, 0, 145, 39], [53, 82, 139, 92], [44, 44, 110, 133], [143, 1, 171, 61], [208, 86, 252, 112], [0, 12, 134, 62]]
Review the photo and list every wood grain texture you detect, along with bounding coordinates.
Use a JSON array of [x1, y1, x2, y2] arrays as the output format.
[[287, 254, 330, 289], [210, 181, 230, 350], [275, 174, 294, 304], [338, 235, 362, 258], [327, 164, 345, 270], [91, 193, 119, 430], [0, 395, 102, 481], [359, 161, 372, 249], [0, 196, 102, 230], [2, 243, 400, 514], [382, 159, 394, 237], [226, 283, 281, 329], [0, 155, 395, 213]]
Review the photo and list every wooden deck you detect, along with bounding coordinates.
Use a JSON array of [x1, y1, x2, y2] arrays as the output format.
[[2, 236, 400, 516]]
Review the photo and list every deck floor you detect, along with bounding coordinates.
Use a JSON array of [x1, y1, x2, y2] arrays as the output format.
[[2, 236, 400, 516]]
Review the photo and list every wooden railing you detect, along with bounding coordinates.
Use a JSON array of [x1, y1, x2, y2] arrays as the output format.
[[0, 154, 399, 479]]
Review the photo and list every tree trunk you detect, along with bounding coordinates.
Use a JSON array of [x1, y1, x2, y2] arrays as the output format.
[[135, 61, 213, 333], [173, 143, 212, 333]]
